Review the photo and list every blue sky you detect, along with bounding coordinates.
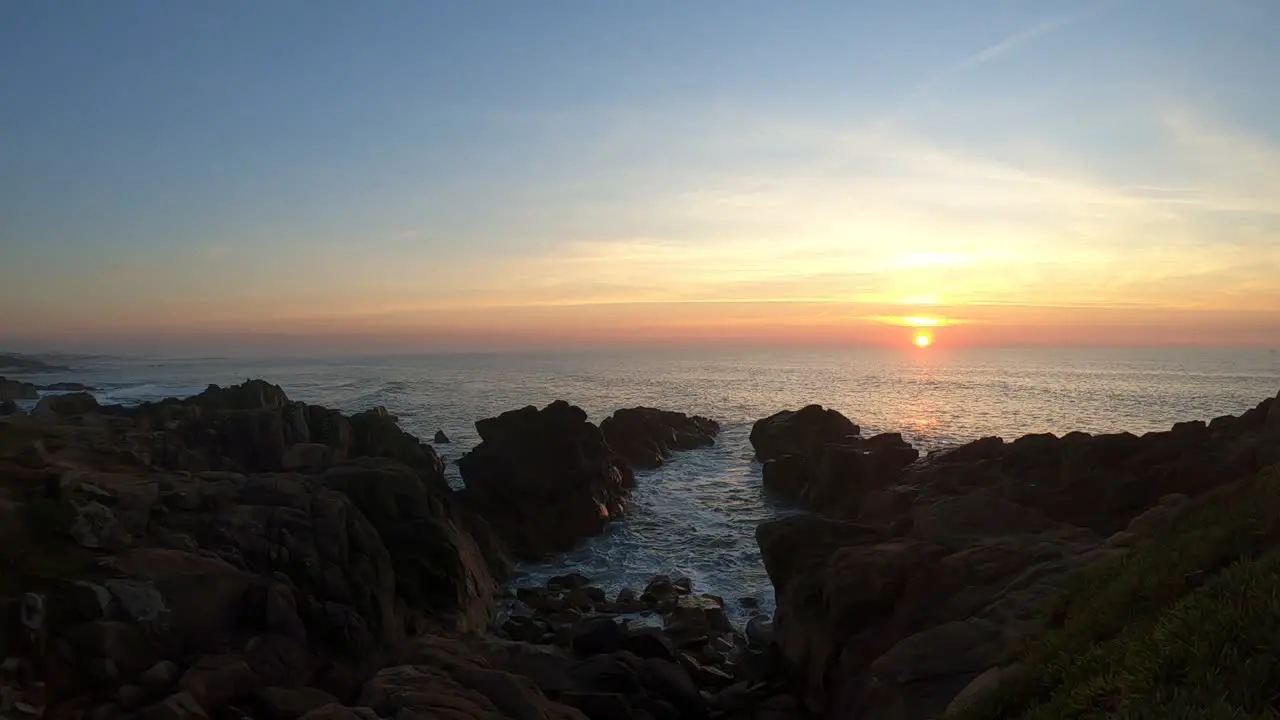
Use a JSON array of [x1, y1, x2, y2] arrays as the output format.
[[2, 0, 1278, 351]]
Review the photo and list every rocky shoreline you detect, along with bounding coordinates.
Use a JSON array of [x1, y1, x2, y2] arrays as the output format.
[[0, 377, 1277, 720]]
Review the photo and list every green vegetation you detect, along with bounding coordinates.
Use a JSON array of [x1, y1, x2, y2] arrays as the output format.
[[952, 464, 1280, 719]]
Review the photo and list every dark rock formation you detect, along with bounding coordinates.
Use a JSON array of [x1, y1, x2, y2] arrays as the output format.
[[600, 408, 720, 469], [323, 457, 501, 633], [433, 429, 450, 444], [32, 391, 101, 420], [125, 381, 445, 485], [38, 382, 97, 392], [458, 401, 633, 559], [750, 404, 860, 461], [0, 382, 778, 720], [0, 376, 39, 402], [754, 390, 1280, 717], [752, 406, 919, 514]]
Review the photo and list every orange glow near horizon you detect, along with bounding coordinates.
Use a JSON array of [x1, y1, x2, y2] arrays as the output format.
[[914, 331, 933, 348]]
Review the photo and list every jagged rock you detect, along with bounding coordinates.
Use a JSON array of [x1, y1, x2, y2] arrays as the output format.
[[600, 407, 720, 469], [33, 391, 101, 420], [750, 405, 860, 462], [433, 430, 450, 444], [348, 406, 445, 479], [458, 401, 633, 559], [548, 572, 590, 591], [0, 377, 38, 402], [323, 457, 500, 632], [281, 443, 333, 473]]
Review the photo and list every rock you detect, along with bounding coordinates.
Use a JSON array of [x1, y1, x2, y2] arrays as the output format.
[[644, 575, 675, 600], [433, 430, 451, 443], [558, 691, 635, 718], [673, 577, 693, 595], [944, 663, 1028, 715], [0, 399, 16, 415], [750, 405, 860, 462], [255, 687, 341, 720], [103, 579, 167, 622], [572, 618, 625, 657], [117, 684, 151, 710], [746, 616, 774, 648], [0, 377, 38, 402], [70, 500, 129, 550], [39, 382, 97, 391], [347, 406, 445, 478], [323, 457, 501, 632], [616, 588, 637, 604], [458, 401, 633, 559], [503, 616, 549, 643], [33, 391, 101, 419], [739, 596, 759, 609], [141, 661, 181, 690], [360, 663, 586, 720], [281, 443, 333, 473], [548, 572, 591, 591], [619, 628, 677, 663], [753, 408, 918, 515], [599, 407, 720, 469], [298, 705, 380, 720], [178, 654, 259, 713], [140, 691, 209, 720]]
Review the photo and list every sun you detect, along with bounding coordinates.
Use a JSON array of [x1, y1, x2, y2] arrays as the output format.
[[913, 332, 933, 348]]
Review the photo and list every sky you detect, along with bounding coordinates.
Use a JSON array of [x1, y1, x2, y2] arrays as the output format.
[[2, 0, 1278, 353]]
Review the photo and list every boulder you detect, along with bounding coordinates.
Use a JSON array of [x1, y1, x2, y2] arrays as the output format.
[[0, 377, 38, 402], [750, 405, 859, 462], [323, 458, 501, 632], [433, 430, 450, 444], [600, 407, 720, 469], [458, 401, 633, 559], [33, 391, 101, 420], [752, 408, 917, 514]]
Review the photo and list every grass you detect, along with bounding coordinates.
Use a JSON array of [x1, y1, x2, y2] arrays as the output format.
[[951, 464, 1280, 719]]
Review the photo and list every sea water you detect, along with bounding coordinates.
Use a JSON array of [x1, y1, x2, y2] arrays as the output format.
[[11, 347, 1280, 622]]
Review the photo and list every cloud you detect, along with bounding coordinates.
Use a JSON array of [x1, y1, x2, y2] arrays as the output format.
[[900, 2, 1112, 106]]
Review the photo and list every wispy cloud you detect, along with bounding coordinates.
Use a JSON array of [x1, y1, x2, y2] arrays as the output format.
[[901, 2, 1111, 106]]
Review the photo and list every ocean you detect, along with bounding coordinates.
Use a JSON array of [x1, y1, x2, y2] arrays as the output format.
[[11, 347, 1280, 623]]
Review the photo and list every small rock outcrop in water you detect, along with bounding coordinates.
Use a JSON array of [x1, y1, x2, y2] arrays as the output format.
[[755, 391, 1280, 718], [38, 381, 97, 392], [433, 429, 450, 443], [600, 407, 720, 469], [458, 401, 634, 560], [751, 405, 919, 513], [0, 376, 39, 402]]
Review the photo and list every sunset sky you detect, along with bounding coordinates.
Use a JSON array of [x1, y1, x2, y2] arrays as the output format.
[[2, 1, 1278, 352]]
